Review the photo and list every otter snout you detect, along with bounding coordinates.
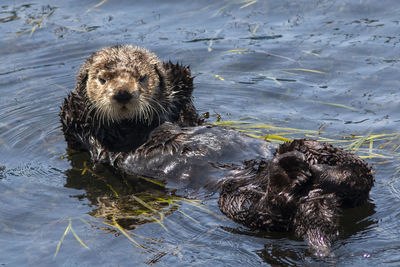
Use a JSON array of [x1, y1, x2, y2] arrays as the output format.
[[113, 90, 138, 104]]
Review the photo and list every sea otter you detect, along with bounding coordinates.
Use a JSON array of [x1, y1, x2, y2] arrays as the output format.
[[59, 45, 374, 256], [60, 45, 200, 154], [59, 45, 274, 190]]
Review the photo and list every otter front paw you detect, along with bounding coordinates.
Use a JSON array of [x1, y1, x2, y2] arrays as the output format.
[[267, 150, 312, 192]]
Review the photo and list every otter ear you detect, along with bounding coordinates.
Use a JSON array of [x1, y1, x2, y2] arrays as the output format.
[[75, 55, 94, 93]]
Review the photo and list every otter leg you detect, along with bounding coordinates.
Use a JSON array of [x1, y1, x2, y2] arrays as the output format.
[[268, 152, 340, 256], [311, 164, 373, 207], [293, 189, 340, 257]]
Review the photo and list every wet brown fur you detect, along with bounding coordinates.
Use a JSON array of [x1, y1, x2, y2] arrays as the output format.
[[218, 139, 374, 256], [60, 45, 200, 155], [60, 46, 374, 257]]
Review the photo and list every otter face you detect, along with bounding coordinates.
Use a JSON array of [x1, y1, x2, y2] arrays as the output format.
[[85, 45, 167, 124]]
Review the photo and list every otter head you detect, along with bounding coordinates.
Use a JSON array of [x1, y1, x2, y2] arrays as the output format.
[[81, 45, 168, 124]]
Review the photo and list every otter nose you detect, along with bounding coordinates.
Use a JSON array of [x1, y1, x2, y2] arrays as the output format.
[[113, 90, 133, 104]]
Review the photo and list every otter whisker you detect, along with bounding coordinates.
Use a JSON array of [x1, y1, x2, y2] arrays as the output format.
[[137, 99, 145, 123], [140, 95, 167, 125], [148, 100, 159, 124], [85, 104, 97, 123], [99, 100, 112, 126], [97, 106, 105, 126], [147, 98, 163, 124], [138, 97, 154, 125], [95, 103, 105, 126], [146, 95, 165, 113], [141, 100, 148, 123], [144, 101, 153, 124]]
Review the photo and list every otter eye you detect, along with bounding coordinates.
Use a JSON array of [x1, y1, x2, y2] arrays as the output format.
[[98, 77, 106, 85]]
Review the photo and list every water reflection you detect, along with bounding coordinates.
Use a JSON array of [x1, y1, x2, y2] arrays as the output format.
[[0, 4, 32, 23], [64, 150, 179, 229], [63, 145, 377, 264], [219, 202, 376, 264]]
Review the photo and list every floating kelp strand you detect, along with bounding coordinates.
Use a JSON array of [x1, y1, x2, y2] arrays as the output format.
[[53, 218, 89, 259]]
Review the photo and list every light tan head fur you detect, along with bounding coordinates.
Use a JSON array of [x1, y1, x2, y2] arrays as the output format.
[[83, 45, 168, 124]]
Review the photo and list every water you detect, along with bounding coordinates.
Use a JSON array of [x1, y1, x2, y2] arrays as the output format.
[[1, 0, 400, 265]]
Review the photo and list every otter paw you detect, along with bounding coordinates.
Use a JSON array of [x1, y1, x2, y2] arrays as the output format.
[[267, 150, 312, 191]]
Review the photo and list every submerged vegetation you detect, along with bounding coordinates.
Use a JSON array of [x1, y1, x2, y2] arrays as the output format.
[[55, 155, 224, 258]]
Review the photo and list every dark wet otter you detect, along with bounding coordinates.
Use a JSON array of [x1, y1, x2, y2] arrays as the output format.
[[60, 45, 274, 189], [60, 45, 374, 256], [60, 45, 200, 154], [218, 139, 374, 256]]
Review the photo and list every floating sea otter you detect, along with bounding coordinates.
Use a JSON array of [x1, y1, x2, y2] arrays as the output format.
[[60, 45, 374, 256]]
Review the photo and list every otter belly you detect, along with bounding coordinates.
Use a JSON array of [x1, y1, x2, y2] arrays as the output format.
[[118, 123, 276, 193]]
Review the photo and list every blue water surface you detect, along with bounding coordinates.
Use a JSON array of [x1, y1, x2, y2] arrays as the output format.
[[1, 0, 400, 266]]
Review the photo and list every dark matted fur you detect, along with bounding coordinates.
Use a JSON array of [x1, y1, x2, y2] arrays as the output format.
[[60, 46, 374, 256], [60, 46, 201, 161], [218, 139, 374, 255]]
